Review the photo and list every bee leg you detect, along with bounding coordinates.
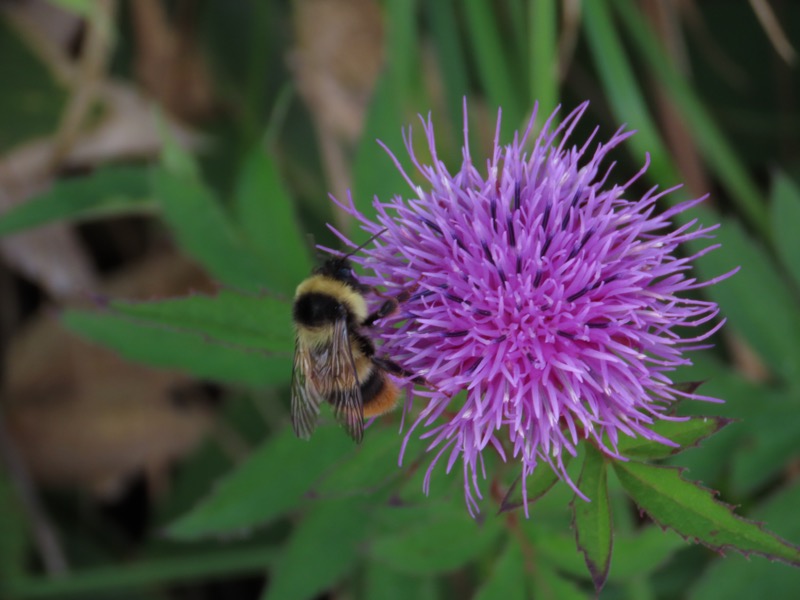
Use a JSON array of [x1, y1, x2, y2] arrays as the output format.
[[363, 298, 400, 327], [371, 281, 420, 303], [364, 286, 418, 327], [372, 356, 428, 386]]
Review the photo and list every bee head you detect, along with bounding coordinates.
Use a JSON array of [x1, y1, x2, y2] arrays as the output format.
[[316, 257, 369, 292], [314, 230, 387, 294]]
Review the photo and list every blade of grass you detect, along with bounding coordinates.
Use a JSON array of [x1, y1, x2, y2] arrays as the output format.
[[352, 0, 420, 232], [386, 0, 419, 97], [612, 0, 769, 240], [507, 0, 527, 63], [425, 0, 471, 140], [582, 0, 679, 188], [583, 0, 734, 264], [5, 545, 277, 599], [464, 0, 524, 136], [529, 0, 559, 120]]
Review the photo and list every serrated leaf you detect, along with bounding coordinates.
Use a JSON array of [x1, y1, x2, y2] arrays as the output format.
[[616, 415, 733, 460], [771, 172, 800, 289], [370, 511, 502, 575], [233, 146, 311, 295], [572, 445, 611, 592], [534, 526, 685, 583], [668, 355, 770, 484], [0, 166, 152, 237], [262, 499, 368, 600], [63, 309, 291, 387], [151, 168, 272, 292], [168, 427, 355, 539], [693, 217, 800, 381], [689, 479, 800, 600], [473, 540, 526, 600], [613, 461, 800, 566], [111, 290, 294, 354]]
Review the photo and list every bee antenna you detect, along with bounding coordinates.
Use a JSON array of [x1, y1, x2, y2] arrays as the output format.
[[342, 228, 388, 260]]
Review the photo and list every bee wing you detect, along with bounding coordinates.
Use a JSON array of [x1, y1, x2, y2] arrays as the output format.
[[329, 317, 365, 443], [291, 337, 325, 440]]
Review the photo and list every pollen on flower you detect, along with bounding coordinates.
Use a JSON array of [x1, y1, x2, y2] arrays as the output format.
[[328, 101, 732, 516]]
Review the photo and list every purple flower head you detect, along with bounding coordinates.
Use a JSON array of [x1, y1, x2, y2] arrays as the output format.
[[329, 102, 730, 515]]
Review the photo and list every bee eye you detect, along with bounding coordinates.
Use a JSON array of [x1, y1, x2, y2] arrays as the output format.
[[339, 268, 352, 279]]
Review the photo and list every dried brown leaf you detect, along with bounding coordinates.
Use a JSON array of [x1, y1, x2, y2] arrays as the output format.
[[3, 254, 218, 499]]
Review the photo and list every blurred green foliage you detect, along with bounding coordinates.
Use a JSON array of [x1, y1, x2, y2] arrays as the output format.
[[1, 0, 800, 599]]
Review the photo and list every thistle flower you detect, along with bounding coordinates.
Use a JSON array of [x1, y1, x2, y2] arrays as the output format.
[[330, 102, 729, 514]]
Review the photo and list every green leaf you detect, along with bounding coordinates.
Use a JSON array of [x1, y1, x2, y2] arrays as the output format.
[[111, 290, 294, 354], [464, 0, 524, 137], [613, 0, 769, 239], [693, 217, 800, 381], [498, 457, 569, 514], [315, 425, 406, 496], [528, 0, 558, 118], [352, 71, 411, 232], [0, 475, 29, 586], [610, 526, 687, 581], [572, 445, 611, 592], [473, 540, 526, 600], [425, 0, 470, 140], [531, 557, 585, 600], [261, 499, 369, 600], [582, 0, 678, 193], [730, 398, 800, 497], [370, 510, 502, 575], [0, 18, 65, 152], [668, 355, 780, 485], [167, 427, 355, 539], [386, 0, 420, 98], [534, 526, 685, 583], [689, 479, 800, 600], [615, 415, 733, 460], [363, 564, 437, 600], [153, 440, 232, 526], [613, 461, 800, 566], [151, 168, 271, 292], [770, 172, 800, 289], [63, 309, 291, 387], [4, 544, 278, 598], [351, 0, 424, 233], [157, 113, 201, 180], [0, 166, 152, 237], [233, 146, 312, 295], [47, 0, 92, 16]]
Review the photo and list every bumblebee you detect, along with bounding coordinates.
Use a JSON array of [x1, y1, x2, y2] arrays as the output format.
[[291, 254, 419, 442]]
